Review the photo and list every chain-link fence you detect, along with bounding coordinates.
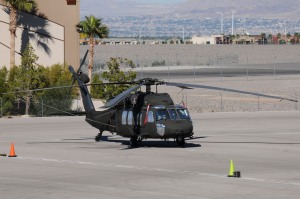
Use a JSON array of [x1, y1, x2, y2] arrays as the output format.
[[1, 77, 299, 117], [81, 45, 300, 74], [1, 45, 300, 117], [0, 97, 83, 118], [86, 51, 300, 83]]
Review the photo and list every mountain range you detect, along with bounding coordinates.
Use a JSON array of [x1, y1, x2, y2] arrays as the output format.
[[175, 0, 300, 20], [80, 0, 300, 20]]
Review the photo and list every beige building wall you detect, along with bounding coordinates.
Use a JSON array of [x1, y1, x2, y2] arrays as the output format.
[[0, 0, 79, 68], [35, 0, 80, 68], [191, 35, 218, 45]]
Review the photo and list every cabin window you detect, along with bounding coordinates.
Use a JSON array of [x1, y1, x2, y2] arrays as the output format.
[[122, 111, 128, 125], [156, 109, 170, 121], [128, 111, 133, 125], [148, 111, 154, 123], [177, 109, 190, 119], [139, 112, 142, 125], [168, 109, 178, 120], [139, 111, 154, 125]]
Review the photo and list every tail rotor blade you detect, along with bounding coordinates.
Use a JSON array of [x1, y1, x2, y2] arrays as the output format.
[[64, 49, 88, 105], [78, 49, 89, 73]]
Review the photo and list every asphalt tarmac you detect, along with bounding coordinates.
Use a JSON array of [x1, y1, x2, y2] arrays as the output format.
[[1, 111, 300, 199]]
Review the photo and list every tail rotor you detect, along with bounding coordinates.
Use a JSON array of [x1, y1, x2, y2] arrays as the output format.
[[65, 50, 89, 101]]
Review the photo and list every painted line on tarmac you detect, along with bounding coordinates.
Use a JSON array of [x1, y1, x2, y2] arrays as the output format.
[[202, 132, 300, 137], [16, 156, 300, 187], [241, 177, 300, 186]]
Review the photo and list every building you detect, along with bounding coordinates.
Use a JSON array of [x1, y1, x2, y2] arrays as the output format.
[[0, 0, 80, 69], [232, 35, 255, 44], [191, 35, 230, 45]]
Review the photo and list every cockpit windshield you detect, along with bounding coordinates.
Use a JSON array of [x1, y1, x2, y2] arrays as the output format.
[[156, 108, 190, 121], [177, 109, 190, 119], [168, 109, 178, 120], [156, 109, 170, 121]]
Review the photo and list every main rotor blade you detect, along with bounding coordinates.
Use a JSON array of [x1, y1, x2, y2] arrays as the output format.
[[166, 82, 298, 102], [3, 82, 136, 95], [102, 83, 145, 108], [2, 85, 75, 94]]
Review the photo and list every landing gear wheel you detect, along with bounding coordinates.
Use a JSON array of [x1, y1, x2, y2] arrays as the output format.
[[190, 132, 194, 139], [95, 135, 101, 142], [95, 131, 103, 142], [130, 136, 138, 148], [176, 135, 185, 147]]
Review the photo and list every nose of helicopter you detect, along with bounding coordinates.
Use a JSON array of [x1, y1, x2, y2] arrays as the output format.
[[158, 119, 193, 138]]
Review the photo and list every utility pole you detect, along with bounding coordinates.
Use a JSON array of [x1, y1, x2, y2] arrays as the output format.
[[221, 13, 223, 34], [182, 27, 185, 43], [217, 12, 224, 35], [231, 10, 235, 35]]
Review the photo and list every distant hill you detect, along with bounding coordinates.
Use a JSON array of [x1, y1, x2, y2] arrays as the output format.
[[174, 0, 300, 20], [81, 0, 300, 20]]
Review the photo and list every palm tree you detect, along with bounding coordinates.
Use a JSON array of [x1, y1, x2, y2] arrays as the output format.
[[295, 33, 300, 44], [268, 34, 273, 44], [4, 0, 37, 69], [261, 33, 266, 44], [286, 33, 291, 44], [277, 33, 282, 44], [76, 15, 109, 80]]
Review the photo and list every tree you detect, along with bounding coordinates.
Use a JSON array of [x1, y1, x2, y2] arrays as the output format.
[[76, 15, 109, 81], [17, 43, 40, 115], [276, 33, 282, 44], [268, 34, 273, 44], [7, 43, 43, 115], [91, 57, 136, 102], [0, 67, 8, 94], [297, 33, 300, 42], [90, 75, 104, 99], [295, 33, 300, 44], [6, 62, 74, 116], [286, 33, 292, 44], [0, 67, 9, 116], [36, 64, 74, 116], [229, 34, 235, 44], [4, 0, 37, 69], [261, 33, 266, 44]]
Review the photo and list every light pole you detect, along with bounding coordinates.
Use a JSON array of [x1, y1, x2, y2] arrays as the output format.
[[231, 10, 235, 35], [273, 55, 276, 79], [217, 11, 235, 35], [217, 12, 224, 34], [182, 27, 185, 43]]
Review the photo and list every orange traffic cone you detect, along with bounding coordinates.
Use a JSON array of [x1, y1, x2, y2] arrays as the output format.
[[8, 143, 17, 157]]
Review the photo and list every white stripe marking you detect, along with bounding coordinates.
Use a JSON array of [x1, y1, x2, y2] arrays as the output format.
[[15, 156, 300, 187]]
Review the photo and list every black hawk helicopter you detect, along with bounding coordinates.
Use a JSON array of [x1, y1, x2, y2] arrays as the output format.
[[68, 60, 298, 148]]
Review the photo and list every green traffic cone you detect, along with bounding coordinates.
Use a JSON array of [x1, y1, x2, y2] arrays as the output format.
[[228, 159, 235, 177]]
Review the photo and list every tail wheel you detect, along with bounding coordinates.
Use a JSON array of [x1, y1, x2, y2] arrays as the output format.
[[176, 135, 185, 147]]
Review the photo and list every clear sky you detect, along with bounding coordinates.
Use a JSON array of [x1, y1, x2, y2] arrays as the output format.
[[80, 0, 187, 18], [134, 0, 185, 3]]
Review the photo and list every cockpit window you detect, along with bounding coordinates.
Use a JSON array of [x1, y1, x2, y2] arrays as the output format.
[[156, 109, 170, 121], [177, 109, 190, 119], [168, 109, 178, 120]]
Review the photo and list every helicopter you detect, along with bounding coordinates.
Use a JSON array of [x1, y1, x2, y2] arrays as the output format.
[[68, 60, 298, 148]]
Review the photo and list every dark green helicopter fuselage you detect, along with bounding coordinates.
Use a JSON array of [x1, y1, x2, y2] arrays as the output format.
[[85, 92, 193, 139]]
